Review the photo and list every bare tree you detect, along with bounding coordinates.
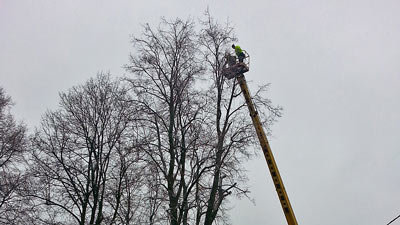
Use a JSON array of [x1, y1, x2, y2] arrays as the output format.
[[0, 87, 29, 225], [125, 18, 208, 225], [29, 74, 144, 225], [125, 14, 282, 225]]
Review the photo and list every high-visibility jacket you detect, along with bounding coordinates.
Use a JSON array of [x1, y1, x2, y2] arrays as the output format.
[[234, 45, 243, 56]]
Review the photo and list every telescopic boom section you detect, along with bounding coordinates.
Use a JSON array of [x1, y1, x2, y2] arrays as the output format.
[[236, 74, 298, 225]]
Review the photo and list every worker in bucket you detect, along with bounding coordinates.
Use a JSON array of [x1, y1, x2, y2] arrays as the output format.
[[232, 44, 245, 62]]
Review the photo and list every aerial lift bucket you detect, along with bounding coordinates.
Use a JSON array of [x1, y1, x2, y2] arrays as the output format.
[[221, 51, 250, 79]]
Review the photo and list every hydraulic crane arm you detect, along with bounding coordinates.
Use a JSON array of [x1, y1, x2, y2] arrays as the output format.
[[236, 74, 298, 225]]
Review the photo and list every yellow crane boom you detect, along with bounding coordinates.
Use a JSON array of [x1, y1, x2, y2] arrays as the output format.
[[221, 51, 298, 224], [236, 74, 298, 225]]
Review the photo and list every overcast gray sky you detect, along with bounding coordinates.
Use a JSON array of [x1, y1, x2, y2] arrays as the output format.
[[1, 1, 400, 224]]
